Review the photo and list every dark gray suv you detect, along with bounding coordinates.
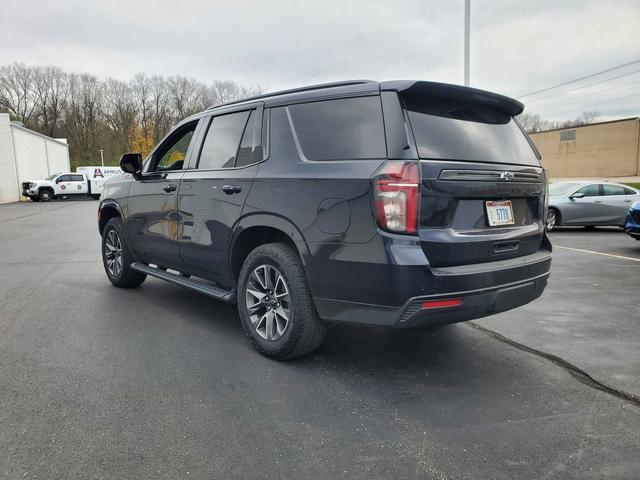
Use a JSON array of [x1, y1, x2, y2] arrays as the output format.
[[98, 80, 552, 359]]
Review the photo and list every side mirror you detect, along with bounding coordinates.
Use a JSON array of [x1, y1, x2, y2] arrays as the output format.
[[120, 153, 143, 179], [570, 192, 585, 199]]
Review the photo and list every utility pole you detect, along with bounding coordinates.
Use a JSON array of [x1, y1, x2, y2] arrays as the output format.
[[464, 0, 470, 86], [98, 149, 104, 167]]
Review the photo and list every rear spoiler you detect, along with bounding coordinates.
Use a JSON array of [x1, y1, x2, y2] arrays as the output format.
[[380, 80, 524, 117]]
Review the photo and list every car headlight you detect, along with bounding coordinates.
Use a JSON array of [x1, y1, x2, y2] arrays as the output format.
[[29, 182, 36, 188]]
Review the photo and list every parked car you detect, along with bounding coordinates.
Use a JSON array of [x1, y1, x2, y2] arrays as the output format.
[[98, 80, 552, 359], [624, 200, 640, 240], [546, 181, 640, 231], [21, 167, 121, 201]]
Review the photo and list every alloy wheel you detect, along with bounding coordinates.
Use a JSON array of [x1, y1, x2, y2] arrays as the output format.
[[104, 229, 123, 277], [245, 264, 291, 341], [546, 210, 556, 231]]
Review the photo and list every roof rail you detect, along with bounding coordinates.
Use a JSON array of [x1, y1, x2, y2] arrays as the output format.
[[207, 79, 376, 110]]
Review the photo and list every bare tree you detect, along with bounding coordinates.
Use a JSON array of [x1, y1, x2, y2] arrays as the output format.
[[0, 62, 267, 167], [32, 65, 69, 136], [63, 73, 103, 166], [101, 78, 137, 153], [0, 63, 39, 125], [167, 75, 204, 119]]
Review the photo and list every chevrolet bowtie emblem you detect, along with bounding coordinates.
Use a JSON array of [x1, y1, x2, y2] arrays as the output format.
[[500, 171, 515, 181]]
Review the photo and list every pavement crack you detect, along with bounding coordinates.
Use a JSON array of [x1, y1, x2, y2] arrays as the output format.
[[468, 322, 640, 408]]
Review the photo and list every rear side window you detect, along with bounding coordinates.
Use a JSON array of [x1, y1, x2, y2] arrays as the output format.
[[69, 174, 84, 182], [199, 110, 250, 169], [288, 96, 386, 160], [235, 109, 263, 168], [403, 94, 540, 166], [602, 184, 628, 196]]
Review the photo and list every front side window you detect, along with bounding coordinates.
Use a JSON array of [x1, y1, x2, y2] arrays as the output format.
[[288, 96, 386, 160], [151, 123, 197, 172], [575, 184, 600, 197], [549, 182, 581, 197], [57, 175, 71, 182], [198, 111, 251, 170]]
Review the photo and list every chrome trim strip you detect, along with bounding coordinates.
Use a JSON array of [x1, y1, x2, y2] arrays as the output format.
[[439, 169, 542, 183]]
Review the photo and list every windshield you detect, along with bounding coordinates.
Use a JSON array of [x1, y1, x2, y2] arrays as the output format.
[[549, 182, 581, 197], [46, 173, 60, 180], [403, 94, 540, 166]]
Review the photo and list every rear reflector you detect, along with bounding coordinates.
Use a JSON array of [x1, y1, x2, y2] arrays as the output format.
[[421, 298, 464, 309]]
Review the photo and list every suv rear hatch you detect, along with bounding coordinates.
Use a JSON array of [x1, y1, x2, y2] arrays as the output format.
[[396, 81, 547, 267]]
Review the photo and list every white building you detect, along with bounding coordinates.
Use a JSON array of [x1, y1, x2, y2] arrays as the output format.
[[0, 113, 71, 203]]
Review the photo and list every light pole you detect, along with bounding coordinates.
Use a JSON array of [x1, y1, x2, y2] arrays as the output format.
[[464, 0, 470, 86], [98, 149, 104, 167]]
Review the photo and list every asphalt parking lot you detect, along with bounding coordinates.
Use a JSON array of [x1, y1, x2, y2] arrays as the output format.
[[1, 200, 639, 479]]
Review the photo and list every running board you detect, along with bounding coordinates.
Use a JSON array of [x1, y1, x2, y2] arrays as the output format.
[[131, 262, 237, 303]]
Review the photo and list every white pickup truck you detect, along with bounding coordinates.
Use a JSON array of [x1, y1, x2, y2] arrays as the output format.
[[21, 167, 121, 202]]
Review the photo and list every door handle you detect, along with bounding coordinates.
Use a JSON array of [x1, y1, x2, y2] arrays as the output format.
[[222, 185, 242, 195], [624, 199, 632, 203], [162, 184, 177, 193]]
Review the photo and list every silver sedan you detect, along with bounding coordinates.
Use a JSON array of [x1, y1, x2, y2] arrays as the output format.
[[546, 181, 640, 231]]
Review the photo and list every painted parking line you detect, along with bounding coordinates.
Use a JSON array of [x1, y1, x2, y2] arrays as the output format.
[[554, 244, 640, 262]]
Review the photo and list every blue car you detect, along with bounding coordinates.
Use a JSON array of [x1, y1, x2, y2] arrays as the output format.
[[624, 200, 640, 241]]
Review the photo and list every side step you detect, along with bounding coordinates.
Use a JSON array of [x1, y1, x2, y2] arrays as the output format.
[[131, 262, 237, 303]]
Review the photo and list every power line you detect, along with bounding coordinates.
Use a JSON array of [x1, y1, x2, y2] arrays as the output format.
[[525, 80, 640, 112], [524, 69, 640, 105], [541, 92, 640, 117], [516, 59, 640, 99]]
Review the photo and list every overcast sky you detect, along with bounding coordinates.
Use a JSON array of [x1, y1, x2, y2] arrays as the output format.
[[1, 0, 639, 120]]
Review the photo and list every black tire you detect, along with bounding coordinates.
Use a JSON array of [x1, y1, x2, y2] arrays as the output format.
[[38, 189, 53, 202], [101, 217, 146, 288], [545, 208, 560, 231], [237, 242, 327, 360]]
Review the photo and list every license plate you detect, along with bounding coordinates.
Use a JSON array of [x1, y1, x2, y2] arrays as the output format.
[[485, 200, 514, 226]]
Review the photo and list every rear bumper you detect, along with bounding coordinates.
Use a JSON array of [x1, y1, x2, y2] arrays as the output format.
[[315, 269, 549, 327], [310, 233, 551, 327]]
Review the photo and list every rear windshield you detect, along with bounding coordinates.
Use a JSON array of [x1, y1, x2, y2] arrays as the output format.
[[403, 94, 540, 166]]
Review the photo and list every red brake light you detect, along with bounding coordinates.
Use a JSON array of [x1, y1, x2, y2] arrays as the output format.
[[373, 161, 420, 234]]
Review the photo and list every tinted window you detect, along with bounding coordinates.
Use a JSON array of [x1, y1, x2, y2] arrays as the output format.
[[235, 110, 263, 168], [153, 123, 197, 172], [403, 94, 540, 166], [602, 184, 627, 196], [624, 187, 638, 195], [57, 175, 71, 182], [69, 174, 84, 182], [288, 96, 386, 160], [575, 184, 600, 197], [199, 111, 250, 169]]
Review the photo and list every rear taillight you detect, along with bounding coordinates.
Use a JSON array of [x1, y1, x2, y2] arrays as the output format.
[[373, 161, 420, 234]]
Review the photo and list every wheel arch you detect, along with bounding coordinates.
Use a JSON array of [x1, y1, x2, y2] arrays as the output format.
[[98, 200, 124, 236], [229, 214, 310, 282], [548, 206, 562, 226]]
